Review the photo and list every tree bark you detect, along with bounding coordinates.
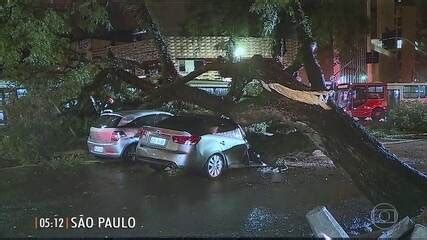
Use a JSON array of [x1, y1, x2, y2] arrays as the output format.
[[291, 0, 326, 90], [261, 93, 427, 216], [314, 104, 427, 216], [135, 1, 178, 82]]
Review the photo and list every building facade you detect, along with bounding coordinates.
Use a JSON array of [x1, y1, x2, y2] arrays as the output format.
[[75, 36, 276, 93], [368, 0, 419, 83], [316, 0, 423, 86]]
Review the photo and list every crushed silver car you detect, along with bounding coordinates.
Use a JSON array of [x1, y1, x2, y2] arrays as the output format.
[[87, 110, 173, 161], [136, 115, 265, 178]]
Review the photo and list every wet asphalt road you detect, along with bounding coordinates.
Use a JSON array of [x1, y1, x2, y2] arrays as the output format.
[[0, 161, 374, 238]]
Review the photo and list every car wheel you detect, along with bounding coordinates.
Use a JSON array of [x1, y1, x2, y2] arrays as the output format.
[[122, 143, 137, 162], [204, 154, 225, 178]]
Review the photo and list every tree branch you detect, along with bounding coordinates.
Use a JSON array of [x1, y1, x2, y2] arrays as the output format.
[[291, 0, 326, 91], [109, 56, 160, 73], [175, 59, 226, 85], [284, 48, 304, 75], [110, 68, 156, 92], [134, 1, 178, 82]]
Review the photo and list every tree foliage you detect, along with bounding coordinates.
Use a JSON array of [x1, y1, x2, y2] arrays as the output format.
[[386, 101, 427, 133], [1, 1, 68, 73], [306, 0, 368, 51], [0, 0, 108, 89], [250, 0, 284, 36], [182, 0, 262, 37], [0, 0, 108, 164], [250, 0, 368, 52]]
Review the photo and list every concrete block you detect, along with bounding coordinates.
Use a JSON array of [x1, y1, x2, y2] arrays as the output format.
[[410, 224, 427, 239], [306, 206, 349, 238], [378, 216, 415, 239]]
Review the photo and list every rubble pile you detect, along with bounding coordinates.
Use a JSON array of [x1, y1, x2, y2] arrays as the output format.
[[275, 150, 335, 168]]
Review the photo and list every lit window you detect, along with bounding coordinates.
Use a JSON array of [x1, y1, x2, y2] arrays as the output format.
[[397, 39, 403, 49], [368, 86, 384, 99], [176, 59, 195, 73], [178, 60, 185, 72], [419, 86, 426, 98], [403, 86, 419, 99], [185, 60, 195, 72], [17, 88, 27, 98]]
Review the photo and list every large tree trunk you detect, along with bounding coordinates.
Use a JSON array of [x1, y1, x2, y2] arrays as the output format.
[[316, 105, 427, 216], [136, 2, 178, 82], [292, 0, 326, 91], [259, 94, 427, 216]]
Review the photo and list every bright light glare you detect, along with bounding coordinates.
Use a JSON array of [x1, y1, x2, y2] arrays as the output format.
[[234, 46, 245, 58], [397, 39, 403, 49]]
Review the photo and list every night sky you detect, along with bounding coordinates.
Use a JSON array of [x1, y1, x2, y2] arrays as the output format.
[[147, 0, 188, 34]]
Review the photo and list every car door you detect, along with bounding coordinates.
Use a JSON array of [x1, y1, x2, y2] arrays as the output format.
[[215, 120, 248, 167]]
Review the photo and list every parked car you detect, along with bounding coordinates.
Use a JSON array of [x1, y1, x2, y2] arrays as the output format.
[[135, 114, 264, 178], [87, 110, 173, 161], [0, 110, 6, 126], [0, 83, 27, 126]]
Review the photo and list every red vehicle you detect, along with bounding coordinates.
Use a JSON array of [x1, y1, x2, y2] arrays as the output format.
[[335, 83, 387, 121]]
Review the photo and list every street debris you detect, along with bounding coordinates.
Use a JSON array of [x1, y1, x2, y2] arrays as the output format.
[[276, 156, 299, 166], [306, 206, 427, 239], [411, 224, 427, 239], [258, 165, 288, 183], [378, 216, 414, 239], [312, 149, 326, 157], [274, 151, 335, 168], [306, 206, 350, 238], [257, 150, 338, 182]]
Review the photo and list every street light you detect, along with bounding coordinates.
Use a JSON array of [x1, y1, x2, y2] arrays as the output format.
[[233, 46, 246, 61], [360, 74, 368, 81]]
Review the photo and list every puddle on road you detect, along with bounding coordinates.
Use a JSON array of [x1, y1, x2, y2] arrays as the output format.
[[0, 162, 374, 237], [243, 207, 281, 233]]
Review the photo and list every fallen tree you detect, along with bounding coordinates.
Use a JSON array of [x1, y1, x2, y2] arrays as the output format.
[[73, 0, 427, 216], [1, 0, 426, 217]]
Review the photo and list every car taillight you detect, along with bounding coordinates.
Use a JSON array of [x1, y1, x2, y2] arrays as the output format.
[[172, 135, 201, 145], [111, 131, 126, 141], [136, 128, 148, 137]]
